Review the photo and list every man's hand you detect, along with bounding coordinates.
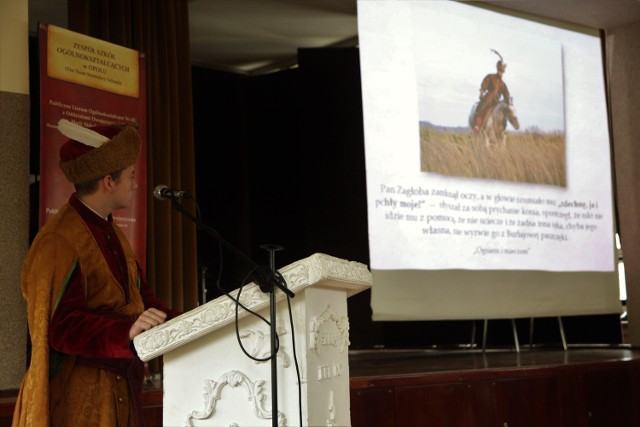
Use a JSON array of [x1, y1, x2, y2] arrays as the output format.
[[129, 308, 168, 340]]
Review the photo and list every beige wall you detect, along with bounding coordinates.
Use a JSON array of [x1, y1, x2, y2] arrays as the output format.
[[0, 0, 29, 390], [608, 22, 640, 346], [0, 0, 30, 94]]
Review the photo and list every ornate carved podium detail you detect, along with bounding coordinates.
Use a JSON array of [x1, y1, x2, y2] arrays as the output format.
[[295, 254, 372, 286], [185, 370, 286, 427], [134, 253, 372, 362], [142, 254, 372, 427], [137, 286, 267, 355], [317, 363, 343, 381], [240, 326, 291, 368], [326, 390, 336, 427], [309, 304, 350, 356]]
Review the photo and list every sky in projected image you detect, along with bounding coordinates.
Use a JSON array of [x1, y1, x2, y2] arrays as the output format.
[[411, 3, 564, 132]]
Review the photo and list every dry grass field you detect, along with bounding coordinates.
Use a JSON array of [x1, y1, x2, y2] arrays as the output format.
[[420, 127, 566, 186]]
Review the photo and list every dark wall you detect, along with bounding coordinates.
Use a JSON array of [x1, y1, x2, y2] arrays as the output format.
[[192, 48, 381, 348], [192, 47, 622, 350]]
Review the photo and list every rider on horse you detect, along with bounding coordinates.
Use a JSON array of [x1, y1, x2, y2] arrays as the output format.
[[472, 54, 511, 131]]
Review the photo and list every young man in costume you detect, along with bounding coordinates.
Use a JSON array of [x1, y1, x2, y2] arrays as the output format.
[[12, 120, 180, 427]]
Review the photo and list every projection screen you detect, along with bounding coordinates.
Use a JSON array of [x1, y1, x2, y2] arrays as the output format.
[[357, 0, 621, 320]]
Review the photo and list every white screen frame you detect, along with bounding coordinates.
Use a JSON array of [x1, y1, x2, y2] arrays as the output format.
[[358, 0, 621, 320]]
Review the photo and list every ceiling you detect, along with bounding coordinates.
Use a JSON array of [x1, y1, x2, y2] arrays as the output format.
[[28, 0, 640, 76]]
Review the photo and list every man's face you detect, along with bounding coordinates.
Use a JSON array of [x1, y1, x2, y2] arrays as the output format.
[[111, 164, 138, 210]]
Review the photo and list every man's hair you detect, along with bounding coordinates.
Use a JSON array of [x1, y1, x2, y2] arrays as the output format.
[[74, 168, 125, 196]]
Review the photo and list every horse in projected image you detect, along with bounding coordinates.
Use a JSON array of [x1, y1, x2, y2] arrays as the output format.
[[469, 98, 520, 147]]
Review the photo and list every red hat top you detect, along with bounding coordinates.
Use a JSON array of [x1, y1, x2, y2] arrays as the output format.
[[58, 119, 141, 184]]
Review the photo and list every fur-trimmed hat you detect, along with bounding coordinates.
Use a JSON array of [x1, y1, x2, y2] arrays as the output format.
[[58, 119, 141, 184]]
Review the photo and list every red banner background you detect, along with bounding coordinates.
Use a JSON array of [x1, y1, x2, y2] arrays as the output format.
[[38, 23, 148, 268]]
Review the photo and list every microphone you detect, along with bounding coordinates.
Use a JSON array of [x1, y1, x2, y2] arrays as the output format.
[[153, 184, 190, 200]]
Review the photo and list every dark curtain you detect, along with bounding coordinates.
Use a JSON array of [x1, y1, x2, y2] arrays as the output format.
[[67, 0, 198, 313]]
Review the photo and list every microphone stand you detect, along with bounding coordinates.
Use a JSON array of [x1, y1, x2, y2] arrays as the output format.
[[260, 243, 284, 427], [168, 199, 293, 427]]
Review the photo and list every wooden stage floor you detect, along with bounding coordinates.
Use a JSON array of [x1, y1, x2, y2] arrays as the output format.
[[347, 345, 640, 426], [3, 346, 640, 426], [348, 345, 640, 379]]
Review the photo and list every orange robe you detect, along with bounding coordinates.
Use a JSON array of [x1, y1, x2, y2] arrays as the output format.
[[13, 198, 153, 427], [475, 73, 511, 128]]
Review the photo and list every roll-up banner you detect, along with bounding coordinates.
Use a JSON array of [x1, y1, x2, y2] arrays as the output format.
[[38, 23, 148, 268]]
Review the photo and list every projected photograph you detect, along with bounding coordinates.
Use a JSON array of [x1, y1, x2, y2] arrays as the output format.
[[413, 7, 566, 186]]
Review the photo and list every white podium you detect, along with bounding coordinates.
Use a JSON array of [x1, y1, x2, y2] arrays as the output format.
[[134, 253, 372, 427]]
